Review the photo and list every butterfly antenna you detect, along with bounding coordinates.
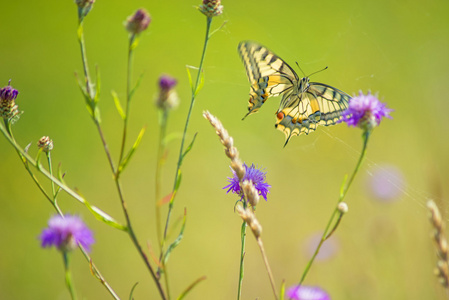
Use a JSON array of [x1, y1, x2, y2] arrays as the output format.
[[295, 61, 307, 78], [307, 66, 328, 78]]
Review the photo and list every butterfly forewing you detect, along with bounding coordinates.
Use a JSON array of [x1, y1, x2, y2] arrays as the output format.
[[238, 41, 351, 145], [238, 41, 298, 117]]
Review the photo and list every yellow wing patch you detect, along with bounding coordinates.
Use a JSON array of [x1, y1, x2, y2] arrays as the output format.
[[238, 41, 351, 146]]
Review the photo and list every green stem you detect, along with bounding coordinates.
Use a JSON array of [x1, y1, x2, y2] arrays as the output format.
[[237, 219, 247, 300], [63, 252, 78, 300], [77, 21, 93, 99], [156, 109, 169, 249], [118, 34, 135, 167], [161, 15, 213, 254], [298, 130, 371, 286]]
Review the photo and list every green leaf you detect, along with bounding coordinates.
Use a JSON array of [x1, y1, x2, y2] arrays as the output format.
[[128, 282, 139, 300], [176, 276, 207, 300], [163, 208, 187, 265], [186, 65, 197, 94], [112, 91, 126, 120], [130, 72, 145, 101], [87, 202, 127, 231], [174, 169, 182, 195], [94, 66, 101, 104], [180, 132, 198, 166], [74, 73, 95, 118], [194, 69, 204, 96], [339, 174, 348, 198], [118, 126, 146, 174], [35, 148, 44, 171], [279, 280, 286, 300]]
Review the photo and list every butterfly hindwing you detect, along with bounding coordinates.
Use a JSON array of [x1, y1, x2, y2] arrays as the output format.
[[238, 41, 298, 118], [238, 41, 351, 145]]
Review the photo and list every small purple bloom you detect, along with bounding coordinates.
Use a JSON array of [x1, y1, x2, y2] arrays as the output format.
[[159, 75, 177, 91], [0, 82, 19, 101], [368, 165, 405, 202], [125, 8, 151, 35], [40, 215, 94, 252], [286, 285, 330, 300], [341, 91, 392, 130], [224, 163, 271, 201]]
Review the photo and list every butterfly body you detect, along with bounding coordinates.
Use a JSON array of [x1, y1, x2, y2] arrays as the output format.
[[238, 41, 351, 145]]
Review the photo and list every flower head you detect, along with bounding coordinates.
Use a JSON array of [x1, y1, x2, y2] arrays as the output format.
[[125, 8, 151, 35], [199, 0, 223, 18], [37, 136, 54, 153], [286, 285, 330, 300], [0, 80, 20, 122], [224, 163, 270, 201], [341, 91, 392, 131], [40, 215, 94, 252], [155, 74, 179, 111], [75, 0, 95, 19]]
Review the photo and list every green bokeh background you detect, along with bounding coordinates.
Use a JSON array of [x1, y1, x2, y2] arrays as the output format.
[[1, 0, 449, 299]]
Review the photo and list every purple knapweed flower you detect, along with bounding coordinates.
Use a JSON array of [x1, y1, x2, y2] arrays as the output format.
[[0, 80, 20, 121], [40, 215, 94, 252], [368, 165, 405, 202], [155, 74, 179, 110], [125, 8, 151, 35], [286, 285, 331, 300], [224, 163, 271, 201], [341, 91, 392, 131]]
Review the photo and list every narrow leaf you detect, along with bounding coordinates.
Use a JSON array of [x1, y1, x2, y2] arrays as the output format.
[[279, 280, 286, 300], [176, 276, 207, 300], [130, 72, 145, 100], [112, 90, 126, 120], [94, 65, 101, 104], [118, 126, 146, 174], [157, 192, 174, 207], [339, 174, 348, 197], [128, 282, 139, 300], [194, 70, 204, 96], [180, 132, 198, 166], [163, 208, 187, 265], [186, 65, 198, 94], [35, 148, 44, 171]]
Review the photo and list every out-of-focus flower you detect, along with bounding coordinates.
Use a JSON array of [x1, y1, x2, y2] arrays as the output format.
[[286, 285, 331, 300], [199, 0, 223, 17], [341, 91, 392, 131], [0, 80, 20, 122], [155, 74, 179, 111], [125, 9, 151, 35], [305, 233, 338, 261], [37, 136, 54, 153], [224, 163, 270, 201], [75, 0, 95, 19], [368, 165, 404, 202], [40, 215, 94, 252]]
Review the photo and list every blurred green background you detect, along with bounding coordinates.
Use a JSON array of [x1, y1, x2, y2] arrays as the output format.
[[1, 0, 449, 299]]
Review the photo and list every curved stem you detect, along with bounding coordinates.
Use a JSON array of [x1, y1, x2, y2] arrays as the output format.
[[161, 15, 213, 255], [298, 130, 371, 287]]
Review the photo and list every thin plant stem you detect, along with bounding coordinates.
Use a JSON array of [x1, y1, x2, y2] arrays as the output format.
[[118, 34, 135, 167], [237, 200, 248, 300], [256, 238, 278, 300], [0, 123, 120, 299], [298, 130, 371, 287], [75, 16, 167, 299], [155, 109, 169, 248], [63, 252, 78, 300], [161, 15, 213, 256]]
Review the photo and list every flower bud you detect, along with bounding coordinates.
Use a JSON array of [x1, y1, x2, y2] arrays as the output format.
[[37, 136, 54, 153], [155, 75, 179, 111], [125, 9, 151, 35], [199, 0, 223, 18], [0, 80, 20, 122]]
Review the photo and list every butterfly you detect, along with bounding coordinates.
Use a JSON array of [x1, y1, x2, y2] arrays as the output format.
[[238, 41, 351, 146]]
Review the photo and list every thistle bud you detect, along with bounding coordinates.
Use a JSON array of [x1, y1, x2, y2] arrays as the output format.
[[37, 136, 54, 153], [155, 74, 178, 111], [337, 202, 348, 214], [0, 80, 20, 122], [199, 0, 223, 18], [75, 0, 95, 19], [125, 9, 151, 35]]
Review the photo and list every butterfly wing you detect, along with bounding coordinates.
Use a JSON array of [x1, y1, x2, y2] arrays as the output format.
[[238, 41, 299, 119], [275, 82, 351, 145]]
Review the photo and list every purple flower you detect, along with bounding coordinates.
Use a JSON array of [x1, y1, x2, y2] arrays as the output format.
[[341, 91, 392, 131], [224, 163, 271, 201], [156, 74, 179, 110], [125, 8, 151, 35], [368, 165, 405, 202], [40, 215, 94, 252], [0, 80, 20, 121], [286, 285, 330, 300], [0, 82, 19, 101]]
